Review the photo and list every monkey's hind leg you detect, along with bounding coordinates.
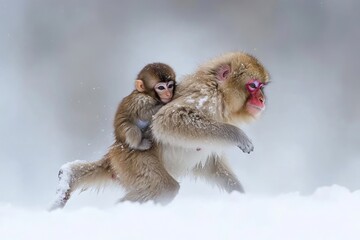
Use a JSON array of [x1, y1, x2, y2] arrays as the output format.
[[48, 157, 112, 211], [119, 177, 180, 205], [193, 154, 244, 193], [116, 154, 180, 205], [48, 166, 73, 211]]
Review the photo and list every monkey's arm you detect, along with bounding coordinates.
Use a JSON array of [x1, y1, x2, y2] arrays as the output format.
[[152, 107, 253, 153], [114, 95, 162, 151], [114, 119, 151, 151], [124, 104, 163, 150], [138, 103, 163, 120]]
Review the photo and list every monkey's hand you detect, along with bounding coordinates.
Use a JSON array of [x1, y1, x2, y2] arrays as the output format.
[[214, 123, 254, 154], [137, 138, 152, 151], [236, 132, 254, 154], [221, 124, 254, 154]]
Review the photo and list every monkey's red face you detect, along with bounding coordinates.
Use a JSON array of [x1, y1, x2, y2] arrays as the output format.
[[245, 79, 266, 117], [154, 81, 175, 103]]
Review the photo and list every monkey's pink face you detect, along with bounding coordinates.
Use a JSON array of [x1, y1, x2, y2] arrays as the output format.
[[154, 81, 175, 103], [245, 79, 266, 118]]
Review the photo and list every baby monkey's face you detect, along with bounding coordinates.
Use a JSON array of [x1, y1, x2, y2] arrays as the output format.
[[154, 80, 175, 103]]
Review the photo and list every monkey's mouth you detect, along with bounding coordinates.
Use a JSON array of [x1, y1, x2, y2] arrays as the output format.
[[246, 104, 264, 117], [161, 98, 172, 103]]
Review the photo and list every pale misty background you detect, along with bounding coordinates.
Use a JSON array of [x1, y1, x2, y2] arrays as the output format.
[[0, 0, 359, 208]]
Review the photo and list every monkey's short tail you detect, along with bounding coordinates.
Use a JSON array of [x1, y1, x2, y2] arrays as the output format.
[[48, 157, 112, 211]]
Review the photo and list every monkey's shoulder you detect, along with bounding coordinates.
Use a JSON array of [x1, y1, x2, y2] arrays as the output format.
[[124, 91, 157, 104], [118, 92, 158, 113], [155, 90, 224, 125]]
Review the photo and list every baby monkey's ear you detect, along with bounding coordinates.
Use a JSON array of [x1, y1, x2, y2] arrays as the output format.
[[135, 79, 146, 92]]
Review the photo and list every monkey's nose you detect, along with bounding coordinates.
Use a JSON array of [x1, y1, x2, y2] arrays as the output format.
[[259, 97, 264, 103]]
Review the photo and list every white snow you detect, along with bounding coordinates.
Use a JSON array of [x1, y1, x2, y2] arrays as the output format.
[[48, 160, 87, 211], [1, 185, 360, 240], [185, 96, 195, 104], [196, 96, 208, 109]]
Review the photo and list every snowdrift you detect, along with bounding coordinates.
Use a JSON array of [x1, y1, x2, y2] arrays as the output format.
[[1, 185, 360, 240]]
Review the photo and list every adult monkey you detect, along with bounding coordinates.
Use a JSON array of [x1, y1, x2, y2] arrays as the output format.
[[49, 52, 269, 210], [151, 52, 269, 193]]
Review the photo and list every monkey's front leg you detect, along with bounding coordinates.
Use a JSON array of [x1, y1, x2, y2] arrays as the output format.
[[209, 122, 254, 154], [152, 108, 254, 153], [193, 154, 244, 193]]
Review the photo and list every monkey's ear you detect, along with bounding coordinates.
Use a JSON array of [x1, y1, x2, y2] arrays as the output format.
[[216, 64, 231, 82], [135, 80, 146, 92]]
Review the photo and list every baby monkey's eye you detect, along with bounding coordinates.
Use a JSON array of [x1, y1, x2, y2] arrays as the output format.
[[167, 81, 175, 89], [154, 82, 167, 91]]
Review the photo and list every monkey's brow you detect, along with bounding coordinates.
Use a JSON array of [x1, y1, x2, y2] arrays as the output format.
[[233, 71, 245, 77], [159, 75, 172, 81]]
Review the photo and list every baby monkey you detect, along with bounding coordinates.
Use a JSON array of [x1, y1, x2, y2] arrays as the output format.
[[114, 63, 176, 150], [49, 63, 177, 210]]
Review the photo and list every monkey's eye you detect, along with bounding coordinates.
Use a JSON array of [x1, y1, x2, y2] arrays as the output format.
[[246, 80, 262, 92], [155, 82, 167, 91], [249, 83, 257, 89], [167, 81, 175, 89]]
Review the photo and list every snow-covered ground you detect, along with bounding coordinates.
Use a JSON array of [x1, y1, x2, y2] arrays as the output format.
[[1, 185, 359, 240]]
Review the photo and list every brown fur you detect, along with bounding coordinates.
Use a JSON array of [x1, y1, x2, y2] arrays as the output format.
[[114, 63, 176, 149], [49, 52, 269, 210], [49, 63, 178, 210], [114, 91, 160, 149], [137, 63, 176, 98], [151, 52, 269, 192], [49, 142, 179, 210]]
